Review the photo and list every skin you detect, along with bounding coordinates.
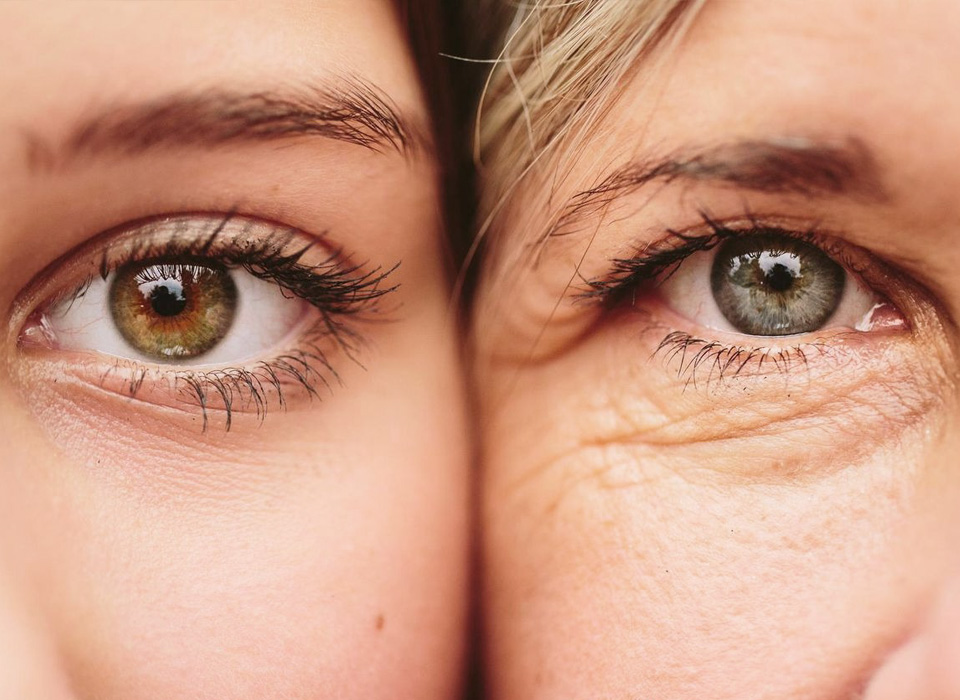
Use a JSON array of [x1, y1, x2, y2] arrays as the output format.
[[0, 2, 468, 698], [475, 1, 960, 698]]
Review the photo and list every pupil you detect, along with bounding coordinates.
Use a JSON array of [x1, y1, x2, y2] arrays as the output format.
[[149, 283, 187, 317], [764, 263, 796, 293]]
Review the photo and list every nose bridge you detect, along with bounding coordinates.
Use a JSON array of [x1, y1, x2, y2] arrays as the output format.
[[924, 419, 960, 670], [0, 410, 76, 698], [0, 568, 76, 698], [864, 415, 960, 698], [927, 415, 960, 567], [914, 417, 960, 613], [865, 573, 960, 699]]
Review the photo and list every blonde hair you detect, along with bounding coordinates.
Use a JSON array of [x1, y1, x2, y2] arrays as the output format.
[[472, 0, 705, 272]]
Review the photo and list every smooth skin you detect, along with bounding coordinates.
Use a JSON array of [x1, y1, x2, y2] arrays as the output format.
[[0, 2, 468, 698], [476, 1, 960, 698]]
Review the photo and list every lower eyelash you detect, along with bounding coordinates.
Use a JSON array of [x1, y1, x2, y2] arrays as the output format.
[[652, 330, 834, 389], [94, 317, 362, 432]]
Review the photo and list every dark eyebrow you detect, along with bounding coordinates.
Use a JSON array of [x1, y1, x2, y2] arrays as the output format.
[[551, 137, 887, 238], [26, 77, 428, 171]]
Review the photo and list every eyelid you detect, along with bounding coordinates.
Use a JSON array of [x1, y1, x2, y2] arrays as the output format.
[[579, 211, 902, 313], [568, 209, 954, 390], [11, 213, 394, 336]]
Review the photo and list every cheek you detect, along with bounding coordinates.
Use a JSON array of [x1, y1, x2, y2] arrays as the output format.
[[2, 317, 469, 698], [51, 433, 468, 699], [66, 483, 417, 694], [481, 355, 959, 700]]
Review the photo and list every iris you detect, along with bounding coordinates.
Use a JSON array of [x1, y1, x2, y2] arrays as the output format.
[[710, 234, 845, 335], [109, 259, 238, 359]]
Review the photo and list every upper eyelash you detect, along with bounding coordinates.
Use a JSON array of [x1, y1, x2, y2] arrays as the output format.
[[90, 213, 399, 314], [27, 213, 398, 431], [75, 213, 399, 361], [577, 210, 825, 307]]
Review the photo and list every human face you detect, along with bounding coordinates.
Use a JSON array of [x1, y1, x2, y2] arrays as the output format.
[[475, 1, 960, 698], [0, 2, 468, 697]]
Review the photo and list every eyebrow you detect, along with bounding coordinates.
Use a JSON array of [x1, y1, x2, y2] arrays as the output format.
[[25, 77, 428, 171], [550, 137, 887, 238]]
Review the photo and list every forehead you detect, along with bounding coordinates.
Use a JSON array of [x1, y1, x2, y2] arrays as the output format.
[[0, 0, 424, 143], [496, 0, 960, 266], [601, 0, 960, 192], [643, 1, 960, 142]]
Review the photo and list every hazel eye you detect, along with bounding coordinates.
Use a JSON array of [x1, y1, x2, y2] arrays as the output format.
[[658, 232, 902, 337], [39, 253, 308, 366], [110, 259, 239, 360], [13, 214, 398, 426]]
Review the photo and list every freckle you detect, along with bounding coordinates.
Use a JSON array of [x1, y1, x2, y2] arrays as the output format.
[[375, 613, 385, 631]]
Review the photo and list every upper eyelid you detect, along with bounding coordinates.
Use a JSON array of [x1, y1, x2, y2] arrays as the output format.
[[571, 222, 949, 356], [576, 212, 951, 350], [562, 184, 957, 334], [8, 213, 397, 340], [576, 213, 835, 304]]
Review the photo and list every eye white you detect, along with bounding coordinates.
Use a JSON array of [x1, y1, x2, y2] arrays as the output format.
[[46, 268, 308, 366], [657, 246, 882, 336]]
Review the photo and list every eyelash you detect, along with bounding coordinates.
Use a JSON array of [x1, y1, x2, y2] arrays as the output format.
[[580, 210, 846, 304], [648, 331, 829, 389], [19, 214, 397, 430], [578, 210, 893, 386]]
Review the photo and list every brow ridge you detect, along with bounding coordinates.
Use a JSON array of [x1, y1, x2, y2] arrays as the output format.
[[549, 137, 887, 240], [26, 77, 427, 171]]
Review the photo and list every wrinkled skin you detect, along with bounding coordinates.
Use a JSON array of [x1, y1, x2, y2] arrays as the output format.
[[476, 1, 960, 698]]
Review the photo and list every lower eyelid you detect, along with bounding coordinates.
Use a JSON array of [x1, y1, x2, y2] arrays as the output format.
[[15, 315, 354, 431], [590, 313, 945, 457], [609, 297, 912, 391], [577, 289, 953, 468]]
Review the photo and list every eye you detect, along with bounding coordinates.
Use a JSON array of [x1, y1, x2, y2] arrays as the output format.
[[45, 256, 306, 365], [15, 214, 396, 427], [655, 230, 904, 337]]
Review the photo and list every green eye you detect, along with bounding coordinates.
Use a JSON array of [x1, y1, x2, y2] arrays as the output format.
[[109, 259, 238, 360], [710, 234, 845, 336]]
